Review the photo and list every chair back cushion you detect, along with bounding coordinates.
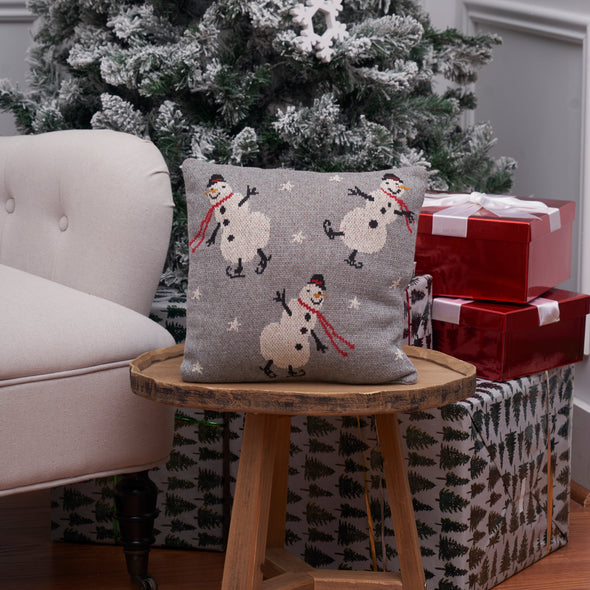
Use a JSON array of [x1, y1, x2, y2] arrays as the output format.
[[0, 130, 174, 315]]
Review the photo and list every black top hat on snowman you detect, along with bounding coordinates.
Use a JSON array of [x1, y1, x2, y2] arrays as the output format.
[[309, 274, 326, 290], [207, 174, 225, 187]]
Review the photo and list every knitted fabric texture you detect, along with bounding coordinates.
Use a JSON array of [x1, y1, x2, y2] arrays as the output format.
[[181, 161, 427, 384]]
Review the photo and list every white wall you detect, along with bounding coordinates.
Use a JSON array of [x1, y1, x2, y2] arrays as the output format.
[[0, 0, 34, 135], [420, 0, 458, 30]]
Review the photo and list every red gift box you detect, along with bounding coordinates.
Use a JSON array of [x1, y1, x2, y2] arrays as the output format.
[[415, 192, 576, 302], [432, 289, 590, 381]]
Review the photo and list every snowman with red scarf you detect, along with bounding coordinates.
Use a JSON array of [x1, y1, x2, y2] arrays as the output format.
[[323, 173, 415, 268], [190, 174, 271, 278], [260, 274, 354, 378]]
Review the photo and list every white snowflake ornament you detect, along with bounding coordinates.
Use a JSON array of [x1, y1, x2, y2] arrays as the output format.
[[290, 0, 348, 63]]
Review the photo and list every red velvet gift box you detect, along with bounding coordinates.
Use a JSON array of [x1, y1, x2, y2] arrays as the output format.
[[415, 192, 576, 303], [432, 289, 590, 381]]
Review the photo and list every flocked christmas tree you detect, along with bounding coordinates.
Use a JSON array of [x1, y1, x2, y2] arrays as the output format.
[[0, 0, 516, 290]]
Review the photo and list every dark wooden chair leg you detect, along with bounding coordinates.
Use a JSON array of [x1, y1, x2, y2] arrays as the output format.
[[114, 470, 159, 590]]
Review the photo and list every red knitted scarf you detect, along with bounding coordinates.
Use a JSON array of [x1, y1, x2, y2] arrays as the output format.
[[381, 188, 412, 232], [297, 298, 355, 357], [190, 193, 233, 252]]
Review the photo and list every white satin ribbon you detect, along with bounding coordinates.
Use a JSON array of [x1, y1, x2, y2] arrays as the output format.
[[433, 295, 560, 327], [432, 297, 474, 325], [530, 297, 560, 326], [423, 192, 561, 237]]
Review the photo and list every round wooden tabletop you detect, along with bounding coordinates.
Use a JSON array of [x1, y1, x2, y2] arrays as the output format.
[[130, 344, 476, 416]]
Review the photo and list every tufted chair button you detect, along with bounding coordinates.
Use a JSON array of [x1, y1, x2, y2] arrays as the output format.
[[58, 215, 69, 231], [5, 198, 15, 213]]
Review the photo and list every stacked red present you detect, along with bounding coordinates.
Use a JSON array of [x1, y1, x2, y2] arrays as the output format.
[[415, 191, 590, 381]]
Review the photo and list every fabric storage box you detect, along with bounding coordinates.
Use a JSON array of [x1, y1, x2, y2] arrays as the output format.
[[415, 192, 575, 302], [432, 289, 589, 381], [50, 274, 433, 549], [150, 287, 187, 344], [285, 364, 574, 590]]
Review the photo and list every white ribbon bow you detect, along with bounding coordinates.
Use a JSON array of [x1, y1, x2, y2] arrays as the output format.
[[423, 192, 561, 237]]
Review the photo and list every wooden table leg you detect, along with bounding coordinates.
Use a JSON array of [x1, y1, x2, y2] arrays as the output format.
[[222, 412, 419, 590], [375, 414, 426, 590], [221, 413, 278, 590], [267, 415, 292, 549]]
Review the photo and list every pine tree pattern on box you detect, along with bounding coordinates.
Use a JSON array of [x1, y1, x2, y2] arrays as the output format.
[[283, 364, 573, 589], [150, 287, 187, 345]]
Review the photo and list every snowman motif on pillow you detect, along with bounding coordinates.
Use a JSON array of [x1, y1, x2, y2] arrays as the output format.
[[189, 174, 271, 278], [260, 274, 354, 379], [181, 161, 427, 384], [323, 173, 415, 268]]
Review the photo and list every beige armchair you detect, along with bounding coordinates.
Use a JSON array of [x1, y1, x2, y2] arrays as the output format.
[[0, 130, 177, 589]]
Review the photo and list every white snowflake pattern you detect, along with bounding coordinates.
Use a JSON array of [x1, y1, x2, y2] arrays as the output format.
[[191, 287, 202, 300], [192, 361, 204, 374], [390, 278, 402, 289], [227, 317, 241, 332], [292, 231, 307, 243], [329, 174, 343, 182], [290, 0, 348, 63], [280, 181, 294, 192], [348, 296, 361, 310], [394, 348, 405, 360]]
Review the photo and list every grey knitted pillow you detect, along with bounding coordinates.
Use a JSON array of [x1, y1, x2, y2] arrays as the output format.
[[180, 161, 427, 384]]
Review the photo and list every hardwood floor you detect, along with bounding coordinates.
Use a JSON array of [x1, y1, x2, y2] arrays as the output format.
[[0, 490, 588, 589]]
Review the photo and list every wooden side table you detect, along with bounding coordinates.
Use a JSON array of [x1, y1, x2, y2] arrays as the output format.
[[130, 344, 476, 590]]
